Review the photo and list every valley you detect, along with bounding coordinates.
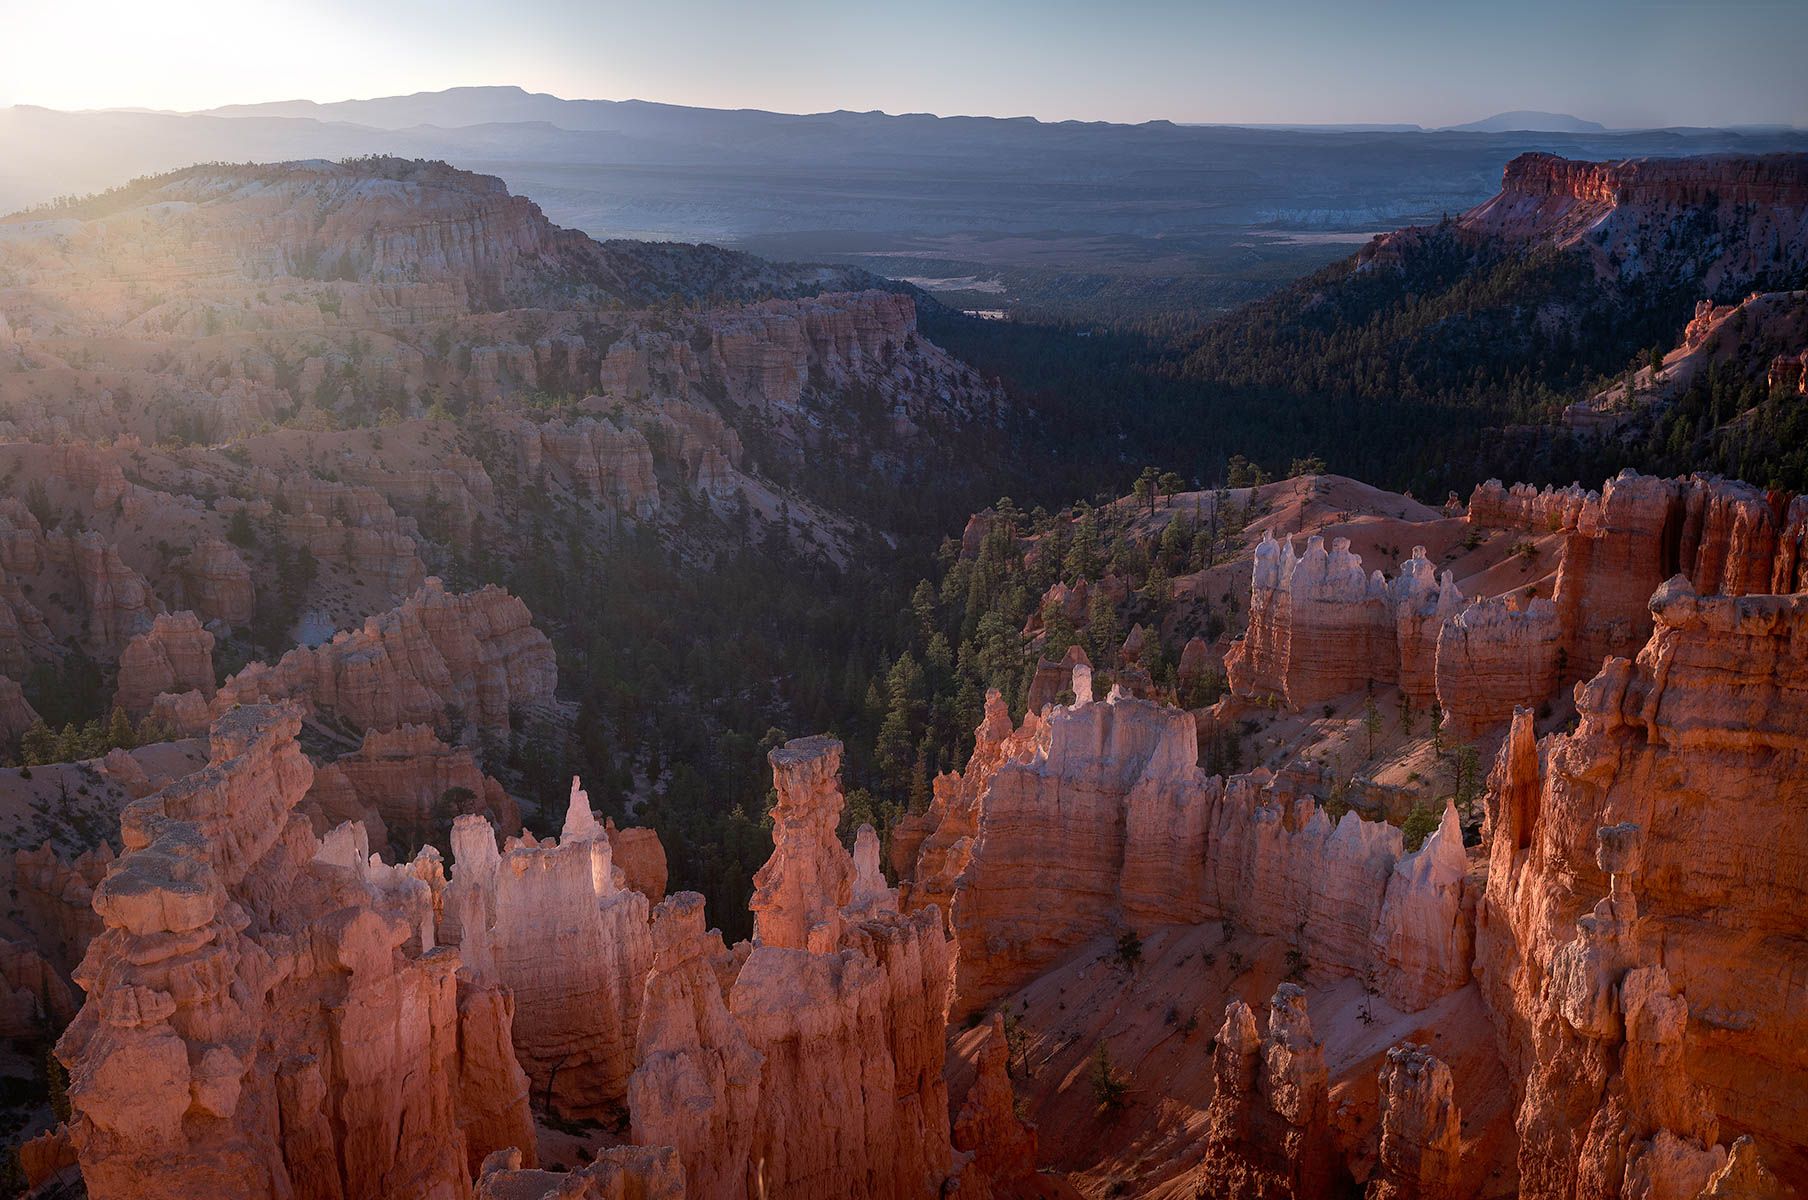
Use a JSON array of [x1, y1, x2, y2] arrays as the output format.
[[0, 90, 1803, 1200]]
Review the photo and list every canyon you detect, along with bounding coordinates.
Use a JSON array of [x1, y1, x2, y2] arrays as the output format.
[[0, 147, 1805, 1200], [19, 456, 1805, 1199]]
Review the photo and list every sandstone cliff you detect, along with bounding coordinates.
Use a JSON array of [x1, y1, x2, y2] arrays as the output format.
[[55, 704, 536, 1200], [214, 578, 555, 735], [1475, 578, 1808, 1192], [446, 780, 651, 1120]]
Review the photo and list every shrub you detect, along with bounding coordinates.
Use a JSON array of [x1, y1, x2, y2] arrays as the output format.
[[1089, 1042, 1129, 1120], [1401, 802, 1441, 853]]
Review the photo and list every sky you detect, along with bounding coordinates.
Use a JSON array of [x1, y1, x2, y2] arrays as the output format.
[[0, 0, 1803, 129]]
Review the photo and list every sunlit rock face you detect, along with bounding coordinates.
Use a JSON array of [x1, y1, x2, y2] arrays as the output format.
[[445, 780, 652, 1121], [55, 704, 534, 1200], [1476, 578, 1808, 1194]]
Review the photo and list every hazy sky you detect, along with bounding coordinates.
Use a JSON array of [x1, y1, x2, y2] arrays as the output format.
[[1, 0, 1803, 129]]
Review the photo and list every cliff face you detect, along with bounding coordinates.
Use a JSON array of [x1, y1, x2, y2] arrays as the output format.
[[304, 723, 518, 857], [1226, 533, 1464, 712], [444, 781, 652, 1120], [899, 680, 1474, 1021], [55, 705, 536, 1200], [1196, 985, 1343, 1198], [114, 611, 216, 719], [214, 578, 555, 735], [1371, 152, 1808, 293], [1479, 152, 1808, 228], [600, 735, 967, 1199], [1475, 578, 1808, 1192], [1227, 469, 1808, 745]]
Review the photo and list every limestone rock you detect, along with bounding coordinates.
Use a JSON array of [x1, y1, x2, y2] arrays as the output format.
[[69, 531, 158, 656], [629, 891, 761, 1200], [950, 1014, 1039, 1198], [1475, 578, 1808, 1196], [1228, 534, 1461, 712], [1434, 595, 1561, 738], [448, 780, 652, 1119], [184, 538, 255, 628], [751, 736, 854, 952], [1369, 1043, 1461, 1200], [114, 611, 216, 719], [215, 578, 555, 735], [607, 818, 669, 902], [1370, 801, 1472, 1011], [55, 704, 536, 1200], [305, 723, 517, 858], [1197, 986, 1345, 1198]]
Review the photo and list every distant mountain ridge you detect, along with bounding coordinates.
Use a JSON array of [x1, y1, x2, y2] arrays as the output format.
[[6, 87, 1806, 326], [1444, 110, 1607, 134]]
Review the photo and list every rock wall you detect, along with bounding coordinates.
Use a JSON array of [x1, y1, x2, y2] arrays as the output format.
[[1196, 985, 1345, 1198], [304, 723, 519, 856], [114, 611, 216, 719], [629, 891, 761, 1200], [214, 578, 555, 735], [1475, 578, 1808, 1193], [1369, 1044, 1462, 1200], [54, 704, 536, 1200], [621, 736, 959, 1199], [1433, 596, 1563, 738], [1226, 534, 1463, 711], [902, 681, 1474, 1021], [446, 780, 652, 1120]]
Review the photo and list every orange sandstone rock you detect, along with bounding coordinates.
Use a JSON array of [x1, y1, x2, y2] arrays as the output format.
[[114, 610, 216, 719], [56, 704, 535, 1200], [215, 578, 554, 735], [629, 891, 761, 1199], [448, 780, 652, 1120], [1368, 1043, 1462, 1200]]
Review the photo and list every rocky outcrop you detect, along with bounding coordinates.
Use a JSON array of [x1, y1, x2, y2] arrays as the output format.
[[55, 704, 536, 1200], [1474, 578, 1808, 1195], [1368, 1044, 1462, 1200], [13, 840, 115, 976], [474, 1145, 685, 1200], [949, 1014, 1040, 1198], [729, 913, 952, 1200], [511, 417, 659, 518], [0, 934, 76, 1037], [0, 674, 42, 748], [1025, 643, 1090, 713], [447, 780, 652, 1120], [1433, 596, 1562, 738], [305, 723, 518, 855], [214, 578, 555, 735], [607, 818, 668, 902], [114, 611, 216, 719], [1196, 985, 1345, 1199], [1370, 803, 1472, 1013], [629, 891, 760, 1200], [1490, 151, 1808, 216], [923, 685, 1473, 1019], [626, 735, 955, 1200], [184, 538, 255, 628], [1466, 479, 1589, 534], [1227, 534, 1462, 711], [69, 531, 159, 655], [893, 689, 1037, 932], [750, 736, 857, 952]]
